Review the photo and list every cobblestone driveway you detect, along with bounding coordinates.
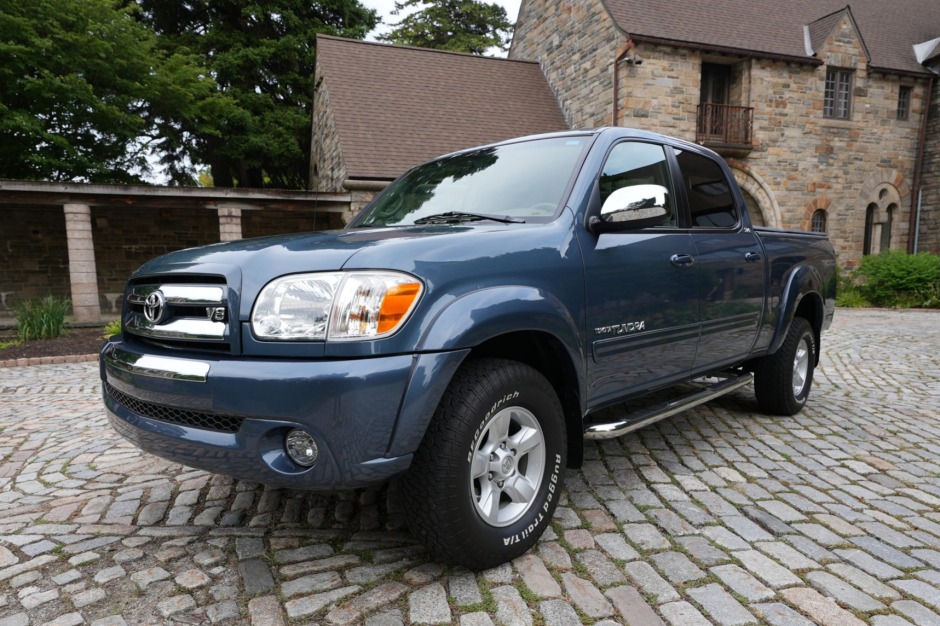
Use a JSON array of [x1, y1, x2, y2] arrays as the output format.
[[2, 309, 939, 626]]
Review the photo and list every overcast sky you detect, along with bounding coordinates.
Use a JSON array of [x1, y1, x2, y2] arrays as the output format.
[[361, 0, 522, 55]]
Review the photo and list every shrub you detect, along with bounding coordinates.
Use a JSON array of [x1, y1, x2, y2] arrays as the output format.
[[15, 296, 71, 340], [835, 272, 868, 308], [856, 250, 940, 308], [102, 319, 122, 338]]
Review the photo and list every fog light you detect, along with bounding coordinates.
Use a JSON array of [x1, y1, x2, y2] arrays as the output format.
[[285, 429, 319, 467]]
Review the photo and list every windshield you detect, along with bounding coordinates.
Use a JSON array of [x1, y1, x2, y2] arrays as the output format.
[[352, 136, 591, 227]]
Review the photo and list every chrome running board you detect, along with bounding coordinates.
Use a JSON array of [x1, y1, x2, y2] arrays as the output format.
[[583, 371, 753, 440]]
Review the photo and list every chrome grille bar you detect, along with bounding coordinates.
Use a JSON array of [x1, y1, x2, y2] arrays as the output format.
[[128, 285, 224, 306], [126, 316, 226, 341]]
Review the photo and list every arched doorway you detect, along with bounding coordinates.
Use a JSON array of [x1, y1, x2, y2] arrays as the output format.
[[741, 189, 765, 227]]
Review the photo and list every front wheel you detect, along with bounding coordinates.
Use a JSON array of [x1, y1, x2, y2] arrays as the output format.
[[753, 317, 816, 415], [402, 358, 567, 570]]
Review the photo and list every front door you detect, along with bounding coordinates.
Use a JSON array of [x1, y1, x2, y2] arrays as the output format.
[[582, 141, 700, 409]]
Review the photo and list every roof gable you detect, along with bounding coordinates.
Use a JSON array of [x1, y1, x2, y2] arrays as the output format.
[[805, 7, 871, 63], [315, 35, 568, 181], [600, 0, 939, 74]]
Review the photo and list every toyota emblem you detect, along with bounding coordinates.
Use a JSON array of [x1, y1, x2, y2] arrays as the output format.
[[143, 291, 167, 324]]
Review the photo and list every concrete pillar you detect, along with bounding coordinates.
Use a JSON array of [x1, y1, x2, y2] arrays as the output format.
[[63, 203, 101, 323], [218, 208, 243, 241]]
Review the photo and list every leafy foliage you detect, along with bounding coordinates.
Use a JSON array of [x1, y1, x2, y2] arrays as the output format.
[[835, 271, 868, 307], [16, 296, 72, 340], [379, 0, 512, 55], [838, 252, 940, 309], [103, 319, 122, 338], [0, 0, 378, 187], [853, 251, 940, 308], [0, 0, 208, 182], [138, 0, 379, 188]]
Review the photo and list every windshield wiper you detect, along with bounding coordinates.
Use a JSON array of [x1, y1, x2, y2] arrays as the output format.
[[413, 212, 525, 225]]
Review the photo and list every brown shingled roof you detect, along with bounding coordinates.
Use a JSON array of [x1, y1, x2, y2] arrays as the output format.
[[601, 0, 939, 75], [316, 35, 568, 181]]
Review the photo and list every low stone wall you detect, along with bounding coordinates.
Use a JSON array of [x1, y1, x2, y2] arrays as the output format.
[[1, 199, 351, 319]]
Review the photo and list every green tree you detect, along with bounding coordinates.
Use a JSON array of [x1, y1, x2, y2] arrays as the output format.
[[379, 0, 512, 55], [137, 0, 379, 188], [0, 0, 211, 183]]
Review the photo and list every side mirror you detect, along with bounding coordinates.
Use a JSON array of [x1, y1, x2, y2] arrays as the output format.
[[590, 184, 670, 233]]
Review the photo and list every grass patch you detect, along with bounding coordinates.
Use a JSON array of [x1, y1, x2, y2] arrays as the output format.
[[16, 295, 71, 340]]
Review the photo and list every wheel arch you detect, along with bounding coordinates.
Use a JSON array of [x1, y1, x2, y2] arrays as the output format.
[[394, 287, 586, 469], [471, 330, 585, 469], [770, 266, 824, 364]]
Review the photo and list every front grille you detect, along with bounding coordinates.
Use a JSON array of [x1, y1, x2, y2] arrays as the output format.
[[106, 382, 243, 433], [124, 276, 233, 353]]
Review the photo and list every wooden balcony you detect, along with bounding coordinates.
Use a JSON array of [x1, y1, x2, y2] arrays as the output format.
[[696, 103, 754, 156]]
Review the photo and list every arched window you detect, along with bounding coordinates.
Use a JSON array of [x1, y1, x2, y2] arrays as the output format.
[[811, 210, 827, 233], [864, 203, 877, 255]]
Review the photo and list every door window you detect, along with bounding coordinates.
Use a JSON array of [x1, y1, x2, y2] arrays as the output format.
[[599, 142, 675, 227], [675, 150, 739, 228]]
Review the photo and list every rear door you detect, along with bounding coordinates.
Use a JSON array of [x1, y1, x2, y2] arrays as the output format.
[[581, 140, 700, 408], [672, 148, 765, 370]]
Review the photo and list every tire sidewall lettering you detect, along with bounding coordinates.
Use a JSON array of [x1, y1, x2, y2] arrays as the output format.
[[467, 390, 520, 463]]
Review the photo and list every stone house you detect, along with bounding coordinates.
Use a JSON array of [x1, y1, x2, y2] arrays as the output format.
[[313, 0, 940, 267]]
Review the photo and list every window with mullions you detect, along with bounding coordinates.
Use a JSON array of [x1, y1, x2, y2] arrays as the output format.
[[824, 69, 853, 119], [811, 210, 827, 233], [898, 86, 912, 121]]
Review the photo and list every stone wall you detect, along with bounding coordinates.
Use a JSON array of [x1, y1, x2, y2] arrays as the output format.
[[0, 206, 70, 316], [510, 0, 625, 128], [920, 79, 940, 254], [310, 58, 348, 192], [515, 5, 929, 268], [243, 208, 345, 238], [91, 206, 220, 312], [616, 44, 702, 139]]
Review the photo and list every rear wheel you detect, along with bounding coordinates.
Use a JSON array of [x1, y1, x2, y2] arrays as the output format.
[[402, 358, 566, 570], [753, 317, 816, 415]]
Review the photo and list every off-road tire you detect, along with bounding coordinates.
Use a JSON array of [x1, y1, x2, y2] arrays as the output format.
[[402, 358, 566, 570], [753, 317, 816, 415]]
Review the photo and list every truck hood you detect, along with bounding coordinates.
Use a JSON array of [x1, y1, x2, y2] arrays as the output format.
[[133, 224, 544, 318], [136, 226, 463, 274]]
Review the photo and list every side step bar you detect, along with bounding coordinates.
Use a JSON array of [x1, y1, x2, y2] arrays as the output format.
[[584, 370, 753, 440]]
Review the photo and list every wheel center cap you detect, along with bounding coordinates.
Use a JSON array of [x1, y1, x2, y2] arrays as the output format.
[[501, 456, 515, 475]]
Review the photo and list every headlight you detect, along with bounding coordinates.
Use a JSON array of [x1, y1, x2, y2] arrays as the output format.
[[251, 271, 423, 341]]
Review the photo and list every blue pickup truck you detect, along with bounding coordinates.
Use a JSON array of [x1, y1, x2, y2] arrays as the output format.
[[102, 128, 835, 569]]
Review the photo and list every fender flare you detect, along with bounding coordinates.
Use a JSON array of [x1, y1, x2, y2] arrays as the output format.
[[769, 265, 823, 358], [386, 287, 586, 458], [418, 286, 583, 357]]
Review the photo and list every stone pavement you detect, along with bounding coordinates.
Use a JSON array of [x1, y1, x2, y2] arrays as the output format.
[[1, 308, 939, 626]]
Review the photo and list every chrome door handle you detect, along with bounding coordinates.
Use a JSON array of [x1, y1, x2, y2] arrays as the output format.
[[670, 253, 695, 267], [745, 252, 761, 262]]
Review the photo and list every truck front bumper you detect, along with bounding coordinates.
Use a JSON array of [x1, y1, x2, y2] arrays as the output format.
[[100, 339, 464, 490]]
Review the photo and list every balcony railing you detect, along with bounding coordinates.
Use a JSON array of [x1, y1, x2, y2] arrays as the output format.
[[696, 103, 754, 155]]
